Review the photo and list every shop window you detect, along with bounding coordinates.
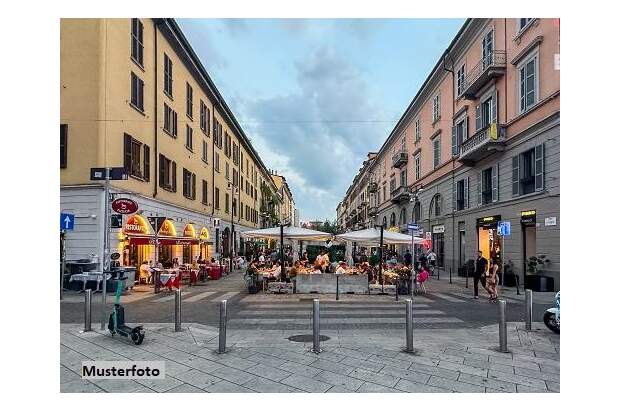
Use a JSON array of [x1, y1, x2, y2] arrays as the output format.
[[60, 124, 67, 168]]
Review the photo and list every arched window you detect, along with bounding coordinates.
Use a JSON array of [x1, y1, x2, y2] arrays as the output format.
[[399, 208, 407, 225], [382, 216, 387, 228], [390, 212, 396, 227], [430, 194, 442, 218], [412, 202, 421, 222]]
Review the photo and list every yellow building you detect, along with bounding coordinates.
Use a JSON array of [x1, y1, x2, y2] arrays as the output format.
[[270, 172, 296, 226], [60, 18, 277, 267]]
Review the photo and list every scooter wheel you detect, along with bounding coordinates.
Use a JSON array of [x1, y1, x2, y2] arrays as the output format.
[[131, 331, 145, 345], [543, 311, 560, 334]]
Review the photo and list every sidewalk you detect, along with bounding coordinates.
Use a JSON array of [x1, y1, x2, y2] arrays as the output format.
[[61, 319, 559, 393]]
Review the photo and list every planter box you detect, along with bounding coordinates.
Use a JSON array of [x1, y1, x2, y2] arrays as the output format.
[[369, 284, 395, 295], [268, 282, 293, 294], [524, 275, 554, 292]]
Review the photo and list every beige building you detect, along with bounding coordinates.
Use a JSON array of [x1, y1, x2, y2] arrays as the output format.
[[61, 18, 278, 267], [270, 172, 296, 226]]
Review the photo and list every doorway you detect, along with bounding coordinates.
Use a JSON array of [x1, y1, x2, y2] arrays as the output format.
[[523, 225, 537, 274], [458, 228, 466, 267], [432, 233, 445, 267]]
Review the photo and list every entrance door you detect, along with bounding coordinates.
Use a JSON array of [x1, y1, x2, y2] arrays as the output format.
[[458, 230, 466, 267], [222, 228, 230, 257], [523, 226, 537, 274], [432, 233, 445, 267], [478, 227, 490, 262]]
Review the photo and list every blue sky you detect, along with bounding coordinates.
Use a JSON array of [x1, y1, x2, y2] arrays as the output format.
[[178, 18, 465, 222]]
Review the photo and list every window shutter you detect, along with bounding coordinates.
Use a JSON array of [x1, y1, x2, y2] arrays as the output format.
[[475, 105, 481, 131], [124, 134, 132, 172], [173, 111, 178, 136], [535, 143, 545, 191], [158, 154, 164, 187], [143, 145, 150, 181], [492, 90, 498, 124], [464, 116, 469, 140], [464, 177, 469, 209], [512, 156, 520, 196], [477, 171, 482, 206], [452, 180, 457, 211], [492, 163, 499, 202], [172, 161, 177, 192], [451, 126, 457, 156], [192, 173, 196, 199]]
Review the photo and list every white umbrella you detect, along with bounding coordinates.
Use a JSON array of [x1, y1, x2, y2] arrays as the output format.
[[335, 227, 425, 245]]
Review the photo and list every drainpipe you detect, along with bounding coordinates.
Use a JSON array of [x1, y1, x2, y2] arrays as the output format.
[[444, 52, 456, 274], [153, 20, 159, 198]]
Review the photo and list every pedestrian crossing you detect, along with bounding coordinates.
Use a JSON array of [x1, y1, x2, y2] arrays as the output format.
[[61, 290, 242, 304]]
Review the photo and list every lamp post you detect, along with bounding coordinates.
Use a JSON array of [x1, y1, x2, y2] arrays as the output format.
[[227, 182, 238, 273], [407, 186, 424, 297], [373, 224, 385, 294], [279, 221, 291, 282]]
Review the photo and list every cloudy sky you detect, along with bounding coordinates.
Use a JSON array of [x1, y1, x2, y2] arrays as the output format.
[[177, 18, 464, 222]]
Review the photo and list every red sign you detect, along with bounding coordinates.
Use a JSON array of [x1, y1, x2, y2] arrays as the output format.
[[112, 198, 138, 214]]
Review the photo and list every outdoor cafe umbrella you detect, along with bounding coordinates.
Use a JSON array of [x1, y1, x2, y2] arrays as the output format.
[[241, 226, 333, 279]]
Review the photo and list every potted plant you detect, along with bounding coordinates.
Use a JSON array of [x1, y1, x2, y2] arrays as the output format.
[[524, 254, 554, 292]]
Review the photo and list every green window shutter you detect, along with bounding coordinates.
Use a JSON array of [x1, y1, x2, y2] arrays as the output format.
[[172, 161, 177, 192], [535, 143, 545, 191], [512, 156, 520, 196], [143, 144, 150, 181], [158, 154, 164, 188], [192, 173, 196, 199]]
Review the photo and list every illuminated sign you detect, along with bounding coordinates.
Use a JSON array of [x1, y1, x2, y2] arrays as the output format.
[[476, 215, 501, 227], [123, 215, 150, 235], [521, 210, 537, 226], [183, 224, 196, 238], [199, 227, 209, 241], [158, 219, 176, 237]]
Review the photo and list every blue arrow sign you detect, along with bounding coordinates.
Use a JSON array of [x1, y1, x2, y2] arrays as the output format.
[[61, 213, 75, 231]]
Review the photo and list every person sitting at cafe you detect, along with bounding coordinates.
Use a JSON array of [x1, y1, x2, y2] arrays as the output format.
[[312, 262, 323, 274], [139, 261, 151, 284], [300, 251, 308, 265], [335, 261, 348, 274]]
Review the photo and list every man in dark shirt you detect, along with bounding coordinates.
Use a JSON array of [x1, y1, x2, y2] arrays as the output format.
[[473, 251, 488, 299], [404, 249, 412, 267]]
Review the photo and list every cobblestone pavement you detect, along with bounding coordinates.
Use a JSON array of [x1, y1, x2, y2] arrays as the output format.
[[60, 320, 559, 393]]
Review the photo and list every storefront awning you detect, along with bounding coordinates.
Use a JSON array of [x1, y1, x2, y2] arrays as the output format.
[[126, 235, 198, 245]]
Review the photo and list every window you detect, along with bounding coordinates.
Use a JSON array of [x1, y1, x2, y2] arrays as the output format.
[[389, 178, 396, 194], [202, 180, 208, 205], [399, 208, 406, 225], [214, 187, 220, 209], [163, 54, 173, 97], [225, 162, 230, 180], [482, 29, 494, 68], [158, 154, 176, 191], [202, 140, 208, 163], [433, 136, 441, 169], [131, 18, 144, 66], [519, 52, 538, 113], [481, 167, 493, 204], [382, 186, 386, 202], [400, 169, 407, 187], [456, 64, 465, 96], [200, 101, 210, 135], [382, 216, 387, 228], [233, 143, 239, 165], [225, 193, 230, 214], [389, 212, 396, 227], [123, 133, 150, 181], [233, 199, 237, 217], [214, 151, 220, 172], [186, 83, 193, 119], [519, 18, 533, 31], [430, 194, 442, 217], [182, 168, 196, 200], [130, 72, 144, 112], [163, 104, 178, 137], [233, 169, 238, 187], [432, 94, 441, 123], [513, 145, 545, 196], [454, 178, 469, 211], [60, 124, 68, 168], [185, 125, 193, 151], [214, 119, 223, 148], [414, 153, 420, 180], [240, 201, 244, 219], [414, 118, 420, 143], [412, 202, 421, 222], [475, 91, 497, 131], [452, 116, 468, 156]]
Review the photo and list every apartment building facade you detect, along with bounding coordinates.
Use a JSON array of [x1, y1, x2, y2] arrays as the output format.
[[270, 172, 296, 226], [60, 18, 279, 268], [337, 18, 560, 289]]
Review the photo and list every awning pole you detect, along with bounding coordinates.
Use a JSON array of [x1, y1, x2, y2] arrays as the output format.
[[280, 224, 285, 281]]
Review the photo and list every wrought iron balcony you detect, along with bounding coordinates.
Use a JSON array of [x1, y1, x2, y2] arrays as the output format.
[[458, 123, 506, 166], [368, 182, 378, 193], [368, 206, 378, 217], [461, 51, 507, 100], [390, 185, 410, 203], [392, 150, 408, 168]]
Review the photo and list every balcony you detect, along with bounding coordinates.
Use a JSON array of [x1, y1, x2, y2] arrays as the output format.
[[368, 206, 378, 217], [359, 200, 368, 208], [368, 182, 378, 193], [460, 51, 507, 100], [390, 185, 410, 203], [458, 123, 506, 166], [392, 151, 408, 168]]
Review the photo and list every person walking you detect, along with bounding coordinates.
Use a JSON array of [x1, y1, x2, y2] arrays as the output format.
[[426, 249, 437, 269], [473, 251, 488, 299], [404, 249, 412, 267], [485, 258, 500, 301]]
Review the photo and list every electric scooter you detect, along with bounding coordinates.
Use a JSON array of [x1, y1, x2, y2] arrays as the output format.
[[108, 273, 145, 345], [543, 291, 560, 334]]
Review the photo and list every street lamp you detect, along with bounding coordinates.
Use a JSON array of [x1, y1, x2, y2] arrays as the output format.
[[227, 182, 239, 274], [373, 223, 386, 295]]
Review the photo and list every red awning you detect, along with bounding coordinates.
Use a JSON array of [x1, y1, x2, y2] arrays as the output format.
[[126, 236, 198, 246]]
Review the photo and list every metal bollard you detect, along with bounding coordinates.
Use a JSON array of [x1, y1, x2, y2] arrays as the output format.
[[525, 289, 532, 331], [84, 289, 92, 332], [218, 300, 227, 353], [174, 288, 182, 332], [498, 300, 508, 353], [405, 299, 414, 353], [336, 275, 339, 301], [449, 267, 452, 284], [437, 266, 440, 280], [311, 299, 322, 353]]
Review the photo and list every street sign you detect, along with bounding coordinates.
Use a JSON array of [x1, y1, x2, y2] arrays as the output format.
[[60, 213, 75, 231], [112, 198, 138, 214], [498, 221, 511, 236], [90, 167, 128, 181], [147, 216, 167, 233], [110, 214, 123, 228], [425, 232, 432, 240], [407, 223, 419, 231]]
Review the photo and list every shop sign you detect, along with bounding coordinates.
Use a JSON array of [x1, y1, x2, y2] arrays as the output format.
[[425, 232, 432, 240], [476, 215, 501, 227], [183, 224, 196, 238], [199, 227, 209, 241], [158, 219, 176, 237], [111, 198, 138, 214], [520, 210, 537, 226], [432, 225, 445, 234], [123, 215, 150, 235], [110, 252, 121, 260], [545, 217, 557, 226]]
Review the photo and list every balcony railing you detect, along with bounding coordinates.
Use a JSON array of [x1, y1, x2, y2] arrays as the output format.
[[392, 150, 408, 168], [368, 182, 378, 193], [368, 206, 378, 217], [460, 50, 507, 99], [390, 185, 410, 203], [458, 123, 506, 166]]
